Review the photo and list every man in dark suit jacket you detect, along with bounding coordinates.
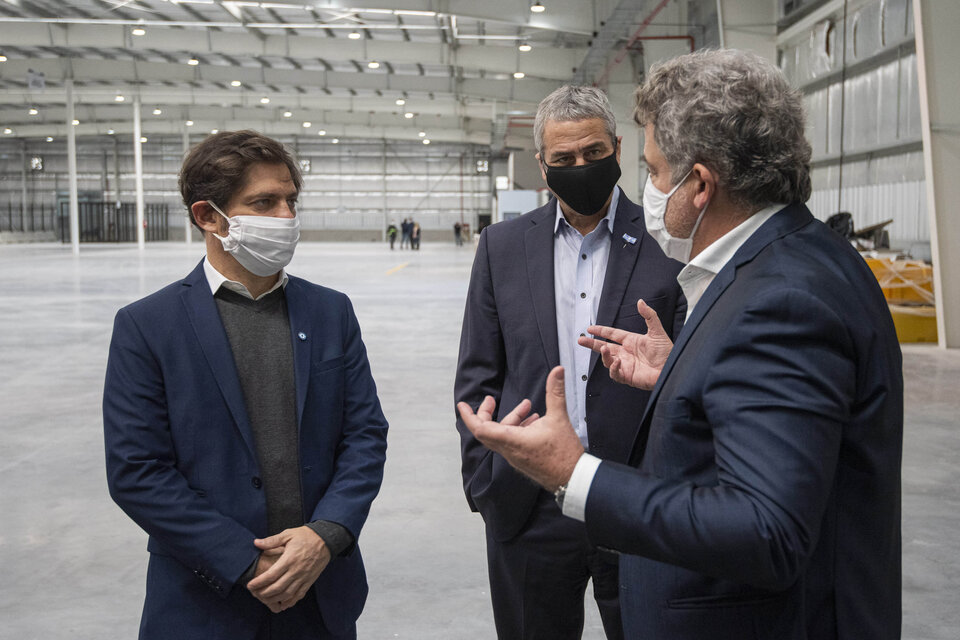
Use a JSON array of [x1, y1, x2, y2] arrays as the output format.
[[459, 50, 902, 640], [456, 85, 684, 639], [104, 131, 388, 640]]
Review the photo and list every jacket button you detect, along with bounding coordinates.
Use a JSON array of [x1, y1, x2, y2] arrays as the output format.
[[251, 476, 262, 489]]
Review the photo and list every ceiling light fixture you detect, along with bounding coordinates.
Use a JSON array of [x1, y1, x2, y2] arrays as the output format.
[[260, 97, 270, 104], [107, 129, 115, 135], [132, 27, 146, 36], [530, 2, 545, 13], [153, 108, 162, 115], [72, 119, 80, 126], [318, 130, 327, 136], [404, 112, 414, 119], [186, 120, 194, 126], [331, 138, 340, 144], [302, 121, 312, 128], [0, 55, 7, 62], [211, 129, 219, 134], [418, 131, 426, 137], [395, 98, 405, 106], [422, 139, 431, 145], [187, 58, 199, 66], [368, 61, 380, 69], [28, 107, 39, 115], [46, 136, 54, 142], [348, 31, 361, 40], [140, 136, 148, 143], [3, 128, 12, 135], [518, 42, 532, 52], [513, 72, 525, 79], [283, 111, 293, 118], [115, 95, 125, 102], [230, 80, 242, 87]]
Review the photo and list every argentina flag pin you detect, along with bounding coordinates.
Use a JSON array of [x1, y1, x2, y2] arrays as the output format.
[[621, 233, 637, 247]]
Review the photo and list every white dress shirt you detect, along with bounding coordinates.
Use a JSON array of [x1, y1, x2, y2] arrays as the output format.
[[203, 256, 288, 300], [554, 186, 620, 448], [561, 203, 786, 522]]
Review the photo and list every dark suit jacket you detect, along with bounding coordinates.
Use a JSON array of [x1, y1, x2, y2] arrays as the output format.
[[455, 193, 685, 541], [103, 261, 388, 639], [585, 204, 903, 639]]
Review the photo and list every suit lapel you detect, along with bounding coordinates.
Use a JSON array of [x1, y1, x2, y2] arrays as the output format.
[[591, 194, 646, 374], [283, 277, 311, 428], [180, 261, 257, 457], [631, 204, 815, 454], [525, 202, 561, 369]]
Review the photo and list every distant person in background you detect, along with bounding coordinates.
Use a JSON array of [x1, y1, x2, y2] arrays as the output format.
[[103, 130, 389, 640], [454, 221, 464, 246], [455, 84, 685, 640], [411, 221, 421, 250], [401, 218, 412, 249], [387, 222, 398, 250]]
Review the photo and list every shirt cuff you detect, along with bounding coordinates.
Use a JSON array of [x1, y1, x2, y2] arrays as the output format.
[[306, 520, 354, 557], [561, 453, 602, 522]]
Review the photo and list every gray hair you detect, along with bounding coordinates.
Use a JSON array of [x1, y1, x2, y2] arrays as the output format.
[[634, 49, 812, 207], [534, 85, 617, 153]]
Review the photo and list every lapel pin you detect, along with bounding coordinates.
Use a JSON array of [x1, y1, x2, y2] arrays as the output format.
[[298, 332, 307, 341], [622, 233, 637, 245]]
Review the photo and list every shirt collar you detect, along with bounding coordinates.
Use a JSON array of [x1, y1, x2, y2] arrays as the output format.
[[554, 185, 620, 236], [684, 203, 786, 277], [203, 256, 288, 301]]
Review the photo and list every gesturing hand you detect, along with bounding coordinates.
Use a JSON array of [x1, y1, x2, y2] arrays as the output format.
[[578, 299, 674, 390], [457, 366, 584, 492], [247, 526, 332, 613]]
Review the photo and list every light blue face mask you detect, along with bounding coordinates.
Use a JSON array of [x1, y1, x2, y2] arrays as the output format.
[[208, 200, 300, 277], [642, 170, 709, 264]]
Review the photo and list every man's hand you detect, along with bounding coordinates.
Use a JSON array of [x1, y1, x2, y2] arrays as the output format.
[[578, 298, 674, 390], [247, 526, 332, 613], [457, 366, 583, 492]]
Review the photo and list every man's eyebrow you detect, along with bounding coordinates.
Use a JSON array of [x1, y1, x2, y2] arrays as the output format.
[[245, 190, 299, 200]]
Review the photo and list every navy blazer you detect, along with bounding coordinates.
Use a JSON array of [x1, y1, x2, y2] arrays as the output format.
[[455, 194, 685, 541], [103, 261, 388, 639], [585, 204, 903, 639]]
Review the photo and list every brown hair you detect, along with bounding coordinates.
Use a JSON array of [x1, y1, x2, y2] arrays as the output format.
[[178, 130, 302, 229]]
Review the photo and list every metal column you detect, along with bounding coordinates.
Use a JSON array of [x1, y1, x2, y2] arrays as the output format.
[[183, 130, 192, 245], [914, 0, 960, 348], [133, 96, 145, 250], [66, 79, 80, 255]]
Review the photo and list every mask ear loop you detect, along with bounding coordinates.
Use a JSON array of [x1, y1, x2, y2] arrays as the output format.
[[206, 200, 231, 237]]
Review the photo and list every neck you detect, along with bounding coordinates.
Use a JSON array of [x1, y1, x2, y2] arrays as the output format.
[[689, 194, 757, 260], [559, 192, 613, 236], [205, 233, 280, 298]]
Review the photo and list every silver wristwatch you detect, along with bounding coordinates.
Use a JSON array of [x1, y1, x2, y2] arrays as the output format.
[[553, 483, 568, 509]]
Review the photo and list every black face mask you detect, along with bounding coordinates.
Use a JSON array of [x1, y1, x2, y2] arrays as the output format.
[[543, 150, 621, 216]]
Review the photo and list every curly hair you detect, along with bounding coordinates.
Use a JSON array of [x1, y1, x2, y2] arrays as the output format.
[[634, 49, 811, 208], [179, 130, 302, 229], [534, 85, 617, 153]]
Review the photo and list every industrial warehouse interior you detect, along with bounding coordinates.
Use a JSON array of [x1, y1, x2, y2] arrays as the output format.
[[1, 1, 958, 639]]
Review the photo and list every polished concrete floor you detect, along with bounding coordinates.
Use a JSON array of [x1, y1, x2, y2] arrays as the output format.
[[0, 241, 957, 639]]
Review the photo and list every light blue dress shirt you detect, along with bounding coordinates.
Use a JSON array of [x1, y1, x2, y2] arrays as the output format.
[[553, 186, 620, 448]]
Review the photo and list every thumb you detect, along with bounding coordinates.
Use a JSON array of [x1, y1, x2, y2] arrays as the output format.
[[636, 299, 664, 335], [545, 366, 566, 416]]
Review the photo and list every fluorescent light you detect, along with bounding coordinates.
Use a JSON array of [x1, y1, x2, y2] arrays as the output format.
[[518, 43, 532, 52], [107, 129, 115, 135], [115, 95, 125, 102], [395, 10, 436, 17], [513, 72, 525, 79], [367, 61, 380, 69], [318, 130, 327, 136], [348, 31, 361, 40], [72, 119, 80, 125], [418, 131, 426, 137], [210, 129, 219, 134], [422, 139, 431, 145], [302, 121, 311, 128], [331, 138, 340, 144], [2, 128, 12, 135], [260, 97, 270, 104], [530, 2, 545, 13], [230, 80, 242, 87], [46, 136, 54, 142], [187, 58, 199, 66], [28, 107, 39, 115], [140, 136, 148, 143], [185, 120, 194, 126], [0, 55, 7, 62], [395, 98, 405, 106], [404, 112, 414, 119], [283, 111, 292, 118], [132, 27, 146, 36], [153, 108, 162, 115]]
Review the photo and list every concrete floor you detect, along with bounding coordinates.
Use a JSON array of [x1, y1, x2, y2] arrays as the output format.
[[0, 241, 957, 639]]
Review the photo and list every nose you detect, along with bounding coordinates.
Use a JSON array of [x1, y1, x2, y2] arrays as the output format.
[[573, 154, 589, 167], [278, 201, 296, 218]]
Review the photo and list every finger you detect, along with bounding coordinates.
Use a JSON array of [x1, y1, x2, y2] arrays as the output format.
[[500, 398, 532, 426], [586, 324, 633, 345], [599, 344, 620, 368], [577, 335, 609, 354], [544, 366, 567, 416], [247, 555, 289, 591], [254, 531, 289, 550], [609, 357, 624, 384], [520, 412, 540, 427], [636, 299, 665, 336], [475, 395, 497, 421]]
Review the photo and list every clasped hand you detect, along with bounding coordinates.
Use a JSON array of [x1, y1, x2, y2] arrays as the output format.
[[247, 525, 331, 613]]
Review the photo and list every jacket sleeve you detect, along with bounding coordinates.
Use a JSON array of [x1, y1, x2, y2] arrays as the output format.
[[454, 229, 506, 511], [307, 296, 388, 549], [584, 287, 854, 591], [103, 308, 259, 597]]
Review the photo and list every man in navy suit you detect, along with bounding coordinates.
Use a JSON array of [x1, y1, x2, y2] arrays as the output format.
[[455, 85, 684, 639], [104, 130, 388, 640], [459, 50, 903, 639]]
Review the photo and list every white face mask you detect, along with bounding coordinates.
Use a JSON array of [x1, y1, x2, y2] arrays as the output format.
[[207, 200, 300, 277], [642, 169, 708, 264]]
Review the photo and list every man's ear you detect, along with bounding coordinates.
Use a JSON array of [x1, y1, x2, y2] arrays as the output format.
[[615, 136, 622, 164], [191, 201, 222, 235], [535, 151, 547, 183], [690, 163, 717, 210]]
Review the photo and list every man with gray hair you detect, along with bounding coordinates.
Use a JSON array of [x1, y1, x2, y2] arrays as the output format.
[[455, 85, 685, 638], [459, 49, 903, 639]]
